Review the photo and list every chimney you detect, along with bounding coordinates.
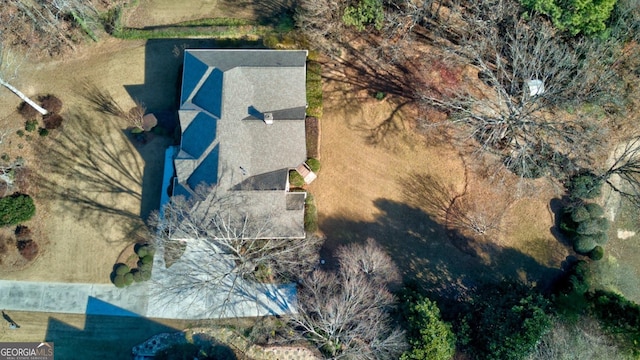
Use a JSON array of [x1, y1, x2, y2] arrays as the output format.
[[264, 112, 274, 125]]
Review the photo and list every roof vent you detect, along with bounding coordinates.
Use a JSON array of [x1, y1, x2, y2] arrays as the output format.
[[264, 112, 274, 125]]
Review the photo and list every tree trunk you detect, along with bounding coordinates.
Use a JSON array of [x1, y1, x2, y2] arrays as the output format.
[[0, 78, 47, 115]]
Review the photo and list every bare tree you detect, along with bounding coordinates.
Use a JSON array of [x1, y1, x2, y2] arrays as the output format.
[[600, 136, 640, 207], [148, 189, 323, 317], [4, 0, 99, 53], [528, 317, 629, 360], [335, 237, 402, 289], [289, 240, 407, 359], [0, 41, 47, 115], [296, 0, 350, 51], [417, 3, 620, 179]]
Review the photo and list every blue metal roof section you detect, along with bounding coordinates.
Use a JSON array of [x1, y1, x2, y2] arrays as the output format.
[[181, 51, 210, 105], [187, 144, 219, 189], [181, 112, 217, 159], [192, 68, 223, 118]]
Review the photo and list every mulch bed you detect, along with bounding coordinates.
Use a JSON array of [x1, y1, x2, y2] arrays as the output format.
[[305, 116, 320, 159]]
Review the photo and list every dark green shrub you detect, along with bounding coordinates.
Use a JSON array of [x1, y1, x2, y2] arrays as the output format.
[[553, 260, 592, 319], [136, 245, 148, 258], [589, 246, 604, 260], [0, 193, 35, 226], [140, 269, 152, 281], [123, 272, 134, 285], [584, 203, 605, 218], [570, 205, 590, 223], [25, 119, 38, 132], [574, 235, 597, 254], [458, 282, 552, 360], [132, 269, 143, 282], [113, 275, 125, 288], [342, 0, 384, 31], [401, 292, 455, 360], [592, 231, 608, 245], [576, 217, 609, 235], [16, 130, 24, 137], [141, 254, 153, 265], [586, 290, 640, 355], [115, 263, 130, 275], [289, 170, 304, 187], [38, 128, 49, 137], [565, 172, 602, 199], [138, 261, 152, 271], [559, 211, 578, 235], [375, 91, 386, 100], [306, 158, 321, 173], [520, 0, 617, 35]]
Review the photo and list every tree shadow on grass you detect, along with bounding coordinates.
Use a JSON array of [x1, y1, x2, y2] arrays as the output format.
[[45, 306, 178, 359], [32, 109, 162, 242], [320, 197, 562, 313]]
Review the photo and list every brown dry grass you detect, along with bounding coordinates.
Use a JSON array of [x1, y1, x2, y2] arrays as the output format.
[[312, 56, 567, 296], [0, 37, 174, 283]]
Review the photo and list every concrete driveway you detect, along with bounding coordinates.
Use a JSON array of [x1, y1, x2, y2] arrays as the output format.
[[0, 241, 296, 319]]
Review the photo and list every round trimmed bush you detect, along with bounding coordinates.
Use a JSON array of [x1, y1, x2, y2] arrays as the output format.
[[571, 205, 590, 223], [136, 245, 148, 258], [140, 269, 152, 281], [25, 119, 38, 132], [577, 218, 608, 235], [584, 203, 605, 218], [574, 235, 597, 254], [138, 261, 152, 271], [141, 254, 153, 265], [115, 264, 130, 275], [0, 193, 36, 226], [145, 246, 155, 256], [306, 158, 321, 172], [289, 170, 304, 187], [132, 269, 143, 282], [124, 272, 134, 286], [592, 232, 609, 245], [113, 275, 125, 288], [589, 246, 604, 261], [566, 172, 602, 199]]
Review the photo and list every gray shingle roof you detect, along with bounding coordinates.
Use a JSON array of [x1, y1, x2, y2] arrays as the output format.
[[173, 49, 308, 239]]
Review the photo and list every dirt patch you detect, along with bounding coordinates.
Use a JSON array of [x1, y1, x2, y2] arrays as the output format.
[[123, 0, 294, 28]]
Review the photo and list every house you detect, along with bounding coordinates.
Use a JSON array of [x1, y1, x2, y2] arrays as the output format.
[[162, 49, 309, 239]]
